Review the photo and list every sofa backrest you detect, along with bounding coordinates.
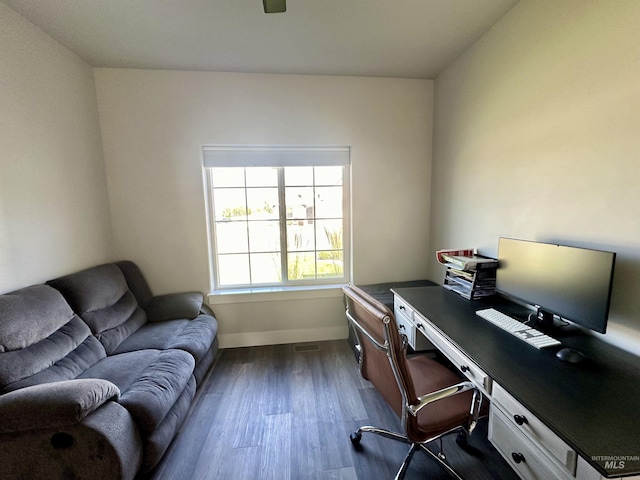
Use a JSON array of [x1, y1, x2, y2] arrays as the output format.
[[115, 260, 154, 308], [0, 285, 107, 393], [47, 264, 148, 355]]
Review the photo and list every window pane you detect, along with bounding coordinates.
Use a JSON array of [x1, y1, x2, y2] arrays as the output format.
[[315, 186, 343, 218], [287, 252, 316, 281], [285, 166, 313, 186], [286, 222, 315, 252], [248, 221, 280, 253], [217, 254, 250, 286], [246, 167, 278, 187], [246, 187, 279, 220], [315, 220, 342, 251], [215, 221, 248, 254], [286, 187, 314, 220], [207, 158, 349, 290], [250, 253, 282, 284], [212, 168, 245, 188], [314, 166, 343, 186], [317, 250, 344, 278], [213, 188, 248, 221]]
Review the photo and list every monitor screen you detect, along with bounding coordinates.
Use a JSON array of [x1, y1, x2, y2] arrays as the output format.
[[495, 238, 616, 333]]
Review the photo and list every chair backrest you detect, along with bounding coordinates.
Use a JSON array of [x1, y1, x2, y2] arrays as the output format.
[[342, 284, 419, 419]]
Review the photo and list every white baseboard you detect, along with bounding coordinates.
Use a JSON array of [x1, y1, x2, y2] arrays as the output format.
[[218, 325, 348, 349]]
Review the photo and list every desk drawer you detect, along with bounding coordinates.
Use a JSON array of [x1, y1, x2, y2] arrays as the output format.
[[395, 308, 417, 349], [395, 303, 433, 351], [492, 383, 577, 475], [489, 407, 573, 480], [394, 296, 414, 321], [413, 312, 492, 395]]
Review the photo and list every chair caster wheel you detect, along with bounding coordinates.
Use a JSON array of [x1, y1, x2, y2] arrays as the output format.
[[350, 431, 362, 446]]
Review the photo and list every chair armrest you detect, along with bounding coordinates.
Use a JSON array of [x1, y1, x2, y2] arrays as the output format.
[[145, 291, 206, 322], [0, 379, 120, 433], [408, 380, 479, 416]]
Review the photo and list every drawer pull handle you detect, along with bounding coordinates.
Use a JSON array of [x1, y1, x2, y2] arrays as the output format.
[[511, 452, 526, 464], [461, 365, 470, 373], [399, 305, 406, 310], [416, 323, 425, 331], [398, 324, 405, 330], [514, 415, 528, 426]]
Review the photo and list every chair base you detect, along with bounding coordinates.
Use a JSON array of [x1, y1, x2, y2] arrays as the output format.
[[350, 425, 465, 480]]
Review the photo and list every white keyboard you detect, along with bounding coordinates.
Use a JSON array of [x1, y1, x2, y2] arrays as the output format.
[[476, 308, 562, 349]]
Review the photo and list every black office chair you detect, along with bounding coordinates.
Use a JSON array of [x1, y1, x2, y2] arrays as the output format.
[[343, 284, 484, 480]]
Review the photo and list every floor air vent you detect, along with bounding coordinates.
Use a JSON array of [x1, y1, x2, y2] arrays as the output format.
[[293, 343, 320, 353]]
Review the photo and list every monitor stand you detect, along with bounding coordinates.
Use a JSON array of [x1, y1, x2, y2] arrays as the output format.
[[533, 308, 577, 335], [536, 308, 554, 326]]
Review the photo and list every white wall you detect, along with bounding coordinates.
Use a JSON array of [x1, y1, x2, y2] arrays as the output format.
[[0, 3, 113, 293], [94, 69, 433, 347], [431, 0, 640, 353]]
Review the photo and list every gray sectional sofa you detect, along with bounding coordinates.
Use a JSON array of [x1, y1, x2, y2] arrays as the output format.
[[0, 261, 218, 479]]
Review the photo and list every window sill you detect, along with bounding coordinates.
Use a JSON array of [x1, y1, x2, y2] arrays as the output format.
[[207, 284, 346, 305]]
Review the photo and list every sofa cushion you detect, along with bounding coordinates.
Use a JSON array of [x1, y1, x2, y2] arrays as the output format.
[[80, 349, 195, 437], [0, 285, 74, 352], [47, 264, 148, 354], [112, 315, 218, 364], [0, 285, 106, 393], [143, 375, 196, 471]]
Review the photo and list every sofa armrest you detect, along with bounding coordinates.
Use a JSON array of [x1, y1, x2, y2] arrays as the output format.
[[200, 302, 215, 316], [145, 291, 208, 322], [0, 379, 120, 433]]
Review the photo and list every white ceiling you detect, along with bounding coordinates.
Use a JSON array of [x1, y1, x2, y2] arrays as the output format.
[[3, 0, 519, 79]]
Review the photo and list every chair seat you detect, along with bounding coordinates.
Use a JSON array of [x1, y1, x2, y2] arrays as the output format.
[[407, 355, 476, 441]]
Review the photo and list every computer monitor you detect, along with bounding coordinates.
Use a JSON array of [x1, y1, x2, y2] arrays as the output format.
[[495, 237, 616, 334]]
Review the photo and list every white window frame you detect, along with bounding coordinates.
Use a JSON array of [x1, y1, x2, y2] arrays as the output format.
[[203, 145, 351, 293]]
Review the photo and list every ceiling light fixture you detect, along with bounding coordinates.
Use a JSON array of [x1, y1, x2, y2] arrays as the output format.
[[263, 0, 286, 14]]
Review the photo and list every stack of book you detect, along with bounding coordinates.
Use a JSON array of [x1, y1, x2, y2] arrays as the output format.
[[436, 249, 498, 300]]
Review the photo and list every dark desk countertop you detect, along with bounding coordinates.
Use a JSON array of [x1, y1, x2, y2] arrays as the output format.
[[393, 286, 640, 478]]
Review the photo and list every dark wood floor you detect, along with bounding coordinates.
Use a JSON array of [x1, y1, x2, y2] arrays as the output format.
[[146, 340, 519, 480]]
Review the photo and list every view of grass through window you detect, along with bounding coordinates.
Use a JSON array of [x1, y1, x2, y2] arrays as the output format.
[[209, 166, 346, 288]]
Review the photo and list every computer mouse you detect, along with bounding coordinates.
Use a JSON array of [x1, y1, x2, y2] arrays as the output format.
[[555, 348, 587, 364]]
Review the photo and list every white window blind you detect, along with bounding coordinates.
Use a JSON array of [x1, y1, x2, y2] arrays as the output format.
[[203, 146, 351, 168]]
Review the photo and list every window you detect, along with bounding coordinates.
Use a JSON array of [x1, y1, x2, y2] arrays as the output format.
[[203, 146, 350, 291]]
